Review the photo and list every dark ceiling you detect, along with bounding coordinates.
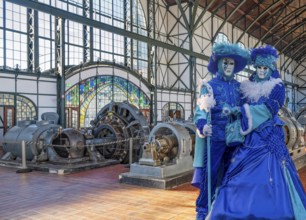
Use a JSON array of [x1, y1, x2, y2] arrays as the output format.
[[164, 0, 306, 63]]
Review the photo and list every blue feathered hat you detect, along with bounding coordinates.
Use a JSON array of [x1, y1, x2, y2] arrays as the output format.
[[251, 45, 278, 71], [208, 43, 250, 74]]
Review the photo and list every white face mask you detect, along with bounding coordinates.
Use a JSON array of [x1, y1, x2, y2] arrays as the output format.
[[256, 66, 270, 79], [222, 58, 235, 76]]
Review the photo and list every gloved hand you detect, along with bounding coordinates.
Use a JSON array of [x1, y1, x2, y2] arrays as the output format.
[[196, 119, 212, 138], [203, 124, 212, 136]]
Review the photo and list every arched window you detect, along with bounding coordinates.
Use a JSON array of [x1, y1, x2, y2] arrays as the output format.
[[65, 75, 150, 128], [161, 102, 185, 122], [214, 33, 229, 44], [16, 95, 37, 121], [0, 93, 37, 135]]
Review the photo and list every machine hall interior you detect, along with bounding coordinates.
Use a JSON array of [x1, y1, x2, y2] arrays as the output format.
[[0, 0, 305, 189]]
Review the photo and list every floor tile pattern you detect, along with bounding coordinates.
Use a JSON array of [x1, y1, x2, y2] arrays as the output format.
[[0, 164, 305, 220]]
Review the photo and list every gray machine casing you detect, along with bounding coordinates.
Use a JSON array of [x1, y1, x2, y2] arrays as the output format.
[[119, 121, 195, 188], [132, 122, 193, 178]]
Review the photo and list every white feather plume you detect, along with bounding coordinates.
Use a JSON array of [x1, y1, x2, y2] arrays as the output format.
[[240, 78, 282, 102], [197, 81, 216, 112]]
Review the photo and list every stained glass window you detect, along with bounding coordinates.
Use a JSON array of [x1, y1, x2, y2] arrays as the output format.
[[66, 85, 79, 107], [79, 78, 97, 127], [65, 75, 150, 128]]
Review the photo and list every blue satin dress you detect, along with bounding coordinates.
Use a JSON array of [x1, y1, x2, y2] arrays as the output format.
[[209, 77, 306, 220]]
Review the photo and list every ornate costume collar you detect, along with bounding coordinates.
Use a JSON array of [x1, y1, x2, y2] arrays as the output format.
[[240, 78, 282, 102]]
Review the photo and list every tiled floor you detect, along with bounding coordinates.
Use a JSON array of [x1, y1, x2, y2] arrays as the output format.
[[0, 164, 306, 220]]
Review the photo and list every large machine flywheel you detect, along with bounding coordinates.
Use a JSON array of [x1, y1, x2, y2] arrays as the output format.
[[91, 101, 150, 163]]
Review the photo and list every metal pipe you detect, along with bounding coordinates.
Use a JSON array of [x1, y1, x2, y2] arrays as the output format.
[[16, 140, 32, 173], [21, 140, 27, 169], [129, 138, 133, 167]]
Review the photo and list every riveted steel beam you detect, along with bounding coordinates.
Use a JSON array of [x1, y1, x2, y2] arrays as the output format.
[[282, 35, 306, 55], [283, 45, 306, 74], [83, 0, 90, 63], [212, 0, 247, 43], [193, 0, 218, 31], [249, 0, 292, 36], [274, 19, 306, 46], [147, 0, 157, 125], [191, 0, 199, 30], [55, 17, 65, 127], [236, 1, 283, 43], [175, 0, 189, 29], [9, 0, 209, 61], [254, 5, 306, 48], [293, 57, 306, 76]]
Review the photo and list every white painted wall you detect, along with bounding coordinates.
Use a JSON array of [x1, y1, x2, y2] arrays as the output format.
[[0, 72, 57, 120]]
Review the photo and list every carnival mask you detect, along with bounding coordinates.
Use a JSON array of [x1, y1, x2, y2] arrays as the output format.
[[256, 66, 271, 80], [222, 58, 235, 77]]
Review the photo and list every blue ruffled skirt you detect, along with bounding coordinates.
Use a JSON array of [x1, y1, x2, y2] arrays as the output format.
[[209, 123, 306, 220]]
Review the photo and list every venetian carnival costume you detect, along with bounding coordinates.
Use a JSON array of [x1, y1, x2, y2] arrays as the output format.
[[192, 43, 249, 219], [209, 45, 306, 220]]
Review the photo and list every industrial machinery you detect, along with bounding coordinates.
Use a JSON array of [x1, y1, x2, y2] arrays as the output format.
[[279, 107, 305, 150], [296, 106, 306, 141], [279, 107, 306, 170], [295, 106, 306, 152], [90, 101, 150, 163], [119, 121, 195, 189], [1, 101, 150, 170], [139, 121, 195, 166], [2, 119, 59, 161], [2, 118, 93, 163], [120, 107, 306, 188], [2, 103, 305, 175]]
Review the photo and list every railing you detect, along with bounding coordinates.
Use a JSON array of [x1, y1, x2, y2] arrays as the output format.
[[0, 137, 146, 173]]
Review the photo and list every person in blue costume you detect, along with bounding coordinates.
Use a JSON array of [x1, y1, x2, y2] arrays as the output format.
[[208, 45, 306, 220], [192, 42, 250, 220]]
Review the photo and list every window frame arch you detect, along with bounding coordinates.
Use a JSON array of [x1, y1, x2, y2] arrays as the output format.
[[214, 33, 229, 44], [161, 102, 185, 122], [65, 74, 150, 128]]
